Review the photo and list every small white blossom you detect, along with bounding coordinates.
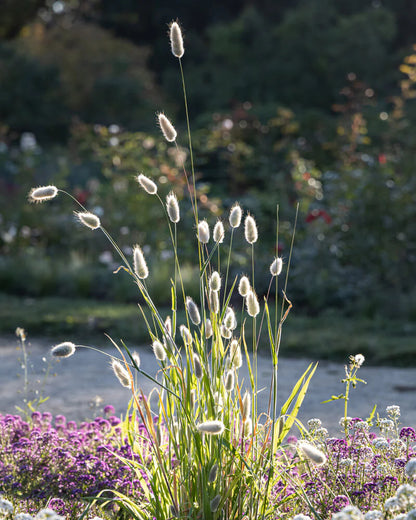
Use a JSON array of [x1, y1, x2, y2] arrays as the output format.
[[406, 458, 416, 478]]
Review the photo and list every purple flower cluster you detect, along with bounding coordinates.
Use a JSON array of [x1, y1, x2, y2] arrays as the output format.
[[0, 408, 154, 519], [286, 422, 416, 518]]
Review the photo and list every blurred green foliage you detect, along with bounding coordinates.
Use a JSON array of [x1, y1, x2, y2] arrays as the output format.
[[1, 0, 416, 321]]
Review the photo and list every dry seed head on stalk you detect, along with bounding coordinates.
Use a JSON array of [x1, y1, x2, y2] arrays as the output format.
[[208, 463, 218, 483], [169, 21, 184, 58], [166, 191, 180, 223], [29, 185, 58, 203], [75, 211, 101, 230], [180, 325, 193, 346], [246, 289, 260, 317], [209, 289, 220, 314], [224, 370, 235, 392], [209, 271, 221, 292], [158, 113, 177, 142], [133, 245, 149, 280], [297, 440, 327, 466], [243, 418, 253, 437], [244, 214, 258, 244], [238, 275, 250, 297], [213, 220, 225, 243], [197, 220, 210, 243], [193, 352, 203, 379], [242, 390, 251, 420], [197, 420, 225, 435], [190, 388, 197, 409], [205, 318, 213, 339], [152, 340, 166, 362], [220, 324, 232, 339], [224, 307, 237, 330], [132, 351, 141, 368], [210, 495, 221, 513], [229, 339, 242, 369], [51, 341, 76, 358], [186, 296, 201, 325], [270, 257, 283, 277], [164, 315, 172, 336], [111, 359, 131, 388], [214, 391, 223, 412], [137, 173, 157, 195], [229, 202, 242, 228]]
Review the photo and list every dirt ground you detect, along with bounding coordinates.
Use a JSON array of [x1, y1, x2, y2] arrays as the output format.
[[1, 335, 415, 434]]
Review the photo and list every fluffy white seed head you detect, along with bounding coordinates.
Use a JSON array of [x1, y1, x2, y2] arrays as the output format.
[[244, 214, 258, 244], [242, 390, 251, 420], [197, 420, 225, 435], [205, 318, 213, 339], [238, 276, 250, 297], [270, 257, 283, 277], [137, 173, 157, 195], [51, 342, 76, 358], [164, 315, 172, 336], [158, 113, 177, 142], [209, 289, 220, 314], [197, 220, 210, 243], [224, 307, 237, 330], [180, 324, 193, 346], [111, 359, 131, 388], [246, 289, 260, 317], [166, 191, 180, 223], [169, 21, 184, 58], [29, 185, 58, 203], [133, 245, 149, 279], [186, 296, 201, 325], [75, 211, 101, 230], [229, 203, 242, 228], [209, 271, 221, 292], [152, 340, 166, 362], [213, 220, 225, 243], [243, 418, 253, 437], [229, 339, 242, 369], [297, 440, 327, 466], [220, 324, 232, 339], [132, 351, 141, 368], [224, 369, 235, 392], [193, 352, 203, 379]]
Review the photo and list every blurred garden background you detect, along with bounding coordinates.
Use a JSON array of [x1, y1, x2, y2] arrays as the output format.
[[1, 0, 416, 364]]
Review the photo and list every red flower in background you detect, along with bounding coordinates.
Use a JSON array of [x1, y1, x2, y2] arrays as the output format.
[[305, 209, 332, 224], [74, 188, 89, 205], [378, 154, 387, 165]]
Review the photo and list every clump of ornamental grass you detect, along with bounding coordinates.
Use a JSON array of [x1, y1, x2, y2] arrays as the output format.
[[29, 18, 322, 520]]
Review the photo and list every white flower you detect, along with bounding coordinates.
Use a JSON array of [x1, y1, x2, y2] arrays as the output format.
[[396, 484, 416, 508], [384, 497, 401, 512], [35, 510, 64, 520], [307, 418, 322, 430], [332, 506, 364, 520], [363, 511, 382, 520], [406, 458, 416, 478], [386, 405, 401, 418], [0, 498, 13, 517]]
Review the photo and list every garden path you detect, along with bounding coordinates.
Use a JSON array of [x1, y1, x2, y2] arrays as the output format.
[[1, 335, 415, 434]]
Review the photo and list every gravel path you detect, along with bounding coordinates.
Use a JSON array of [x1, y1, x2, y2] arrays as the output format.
[[1, 335, 416, 434]]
